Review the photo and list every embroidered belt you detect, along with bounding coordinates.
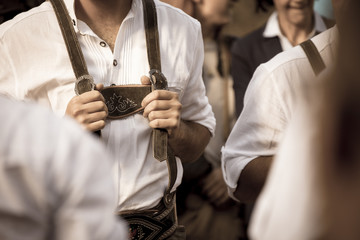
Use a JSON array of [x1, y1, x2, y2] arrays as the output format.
[[119, 194, 177, 240], [100, 85, 151, 119]]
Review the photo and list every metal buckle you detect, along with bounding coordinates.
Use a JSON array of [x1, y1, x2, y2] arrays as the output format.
[[149, 69, 168, 90], [74, 74, 95, 95]]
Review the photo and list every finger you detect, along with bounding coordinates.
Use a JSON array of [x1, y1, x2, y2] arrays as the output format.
[[148, 118, 179, 129], [79, 90, 105, 103], [143, 99, 181, 117], [85, 119, 107, 132], [141, 75, 151, 85], [76, 111, 108, 125], [141, 90, 176, 107], [147, 110, 180, 123], [95, 83, 104, 91], [82, 101, 108, 114]]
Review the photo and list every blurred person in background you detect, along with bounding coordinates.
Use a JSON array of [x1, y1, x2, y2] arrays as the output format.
[[231, 0, 334, 117], [0, 94, 127, 240], [248, 0, 360, 238], [0, 0, 44, 23], [161, 0, 244, 239], [222, 0, 343, 225]]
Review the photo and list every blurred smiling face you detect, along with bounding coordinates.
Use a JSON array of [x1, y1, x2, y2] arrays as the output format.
[[274, 0, 315, 27]]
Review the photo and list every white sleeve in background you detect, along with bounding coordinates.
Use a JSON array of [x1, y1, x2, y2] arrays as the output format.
[[249, 94, 325, 240], [0, 96, 127, 240], [221, 63, 290, 200]]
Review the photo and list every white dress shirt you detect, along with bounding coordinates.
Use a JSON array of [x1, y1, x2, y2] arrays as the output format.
[[248, 83, 330, 239], [221, 27, 338, 199], [0, 95, 127, 240], [263, 11, 327, 51], [0, 0, 215, 211]]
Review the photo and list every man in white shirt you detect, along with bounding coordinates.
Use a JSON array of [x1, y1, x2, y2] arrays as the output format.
[[0, 94, 127, 240], [249, 0, 360, 237], [0, 0, 215, 239], [222, 0, 344, 203], [231, 0, 333, 117]]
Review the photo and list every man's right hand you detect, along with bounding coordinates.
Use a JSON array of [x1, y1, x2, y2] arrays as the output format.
[[65, 83, 108, 132]]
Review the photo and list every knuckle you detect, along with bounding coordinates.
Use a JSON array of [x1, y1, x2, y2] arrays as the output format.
[[71, 108, 81, 117], [101, 111, 108, 119], [153, 119, 160, 128], [152, 101, 160, 110], [173, 111, 180, 120], [173, 92, 179, 99], [77, 115, 86, 124], [175, 102, 182, 110], [98, 120, 106, 129], [149, 111, 155, 121], [154, 90, 161, 99]]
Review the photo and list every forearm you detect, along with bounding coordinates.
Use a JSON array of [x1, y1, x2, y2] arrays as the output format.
[[234, 156, 273, 203], [168, 120, 211, 163]]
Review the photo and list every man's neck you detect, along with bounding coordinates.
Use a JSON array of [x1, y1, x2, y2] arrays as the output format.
[[278, 15, 314, 46], [75, 0, 132, 51]]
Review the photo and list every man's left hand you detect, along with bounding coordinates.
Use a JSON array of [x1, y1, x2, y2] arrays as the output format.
[[141, 76, 182, 135]]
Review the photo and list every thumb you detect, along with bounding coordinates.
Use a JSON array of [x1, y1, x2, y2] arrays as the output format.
[[95, 83, 104, 91], [141, 75, 151, 85]]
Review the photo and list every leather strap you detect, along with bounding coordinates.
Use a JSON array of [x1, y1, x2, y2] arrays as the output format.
[[142, 0, 169, 164], [300, 39, 326, 76], [142, 0, 177, 207], [101, 85, 151, 119], [50, 0, 101, 136], [49, 0, 94, 95]]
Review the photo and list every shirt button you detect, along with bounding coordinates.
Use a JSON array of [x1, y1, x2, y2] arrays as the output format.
[[100, 41, 106, 47], [113, 59, 118, 66]]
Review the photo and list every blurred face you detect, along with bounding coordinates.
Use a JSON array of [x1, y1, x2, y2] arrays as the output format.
[[196, 0, 237, 27], [274, 0, 315, 27]]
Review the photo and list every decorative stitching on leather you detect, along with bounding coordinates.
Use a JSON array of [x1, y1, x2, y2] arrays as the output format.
[[106, 93, 138, 113]]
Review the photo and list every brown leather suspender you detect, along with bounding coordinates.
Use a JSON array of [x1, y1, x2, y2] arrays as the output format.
[[49, 0, 94, 95], [50, 0, 177, 207], [300, 39, 326, 76], [142, 0, 177, 208]]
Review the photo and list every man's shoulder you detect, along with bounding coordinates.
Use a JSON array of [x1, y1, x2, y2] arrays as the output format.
[[261, 27, 336, 74], [259, 45, 306, 74], [0, 2, 53, 39], [311, 26, 337, 53]]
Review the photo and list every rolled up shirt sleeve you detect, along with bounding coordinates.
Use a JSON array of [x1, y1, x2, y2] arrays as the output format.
[[178, 25, 216, 135], [221, 63, 290, 200]]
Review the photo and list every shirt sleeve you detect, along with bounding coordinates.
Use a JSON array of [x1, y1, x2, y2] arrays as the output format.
[[179, 26, 216, 136], [0, 39, 18, 98], [221, 64, 289, 200], [53, 121, 128, 240]]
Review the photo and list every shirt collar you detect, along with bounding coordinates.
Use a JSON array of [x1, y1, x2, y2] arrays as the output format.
[[263, 10, 328, 38], [62, 0, 137, 34]]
